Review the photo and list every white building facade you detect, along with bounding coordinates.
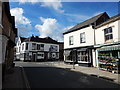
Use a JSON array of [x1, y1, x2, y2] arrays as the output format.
[[16, 36, 59, 62], [63, 12, 120, 73], [94, 14, 120, 73], [63, 12, 110, 67]]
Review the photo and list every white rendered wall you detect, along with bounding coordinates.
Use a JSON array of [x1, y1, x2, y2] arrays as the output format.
[[21, 42, 59, 53], [64, 26, 95, 49], [95, 20, 120, 45]]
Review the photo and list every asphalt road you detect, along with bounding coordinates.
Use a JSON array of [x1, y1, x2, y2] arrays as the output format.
[[15, 61, 120, 88]]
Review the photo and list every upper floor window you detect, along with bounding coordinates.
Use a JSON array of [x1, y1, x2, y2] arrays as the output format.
[[69, 36, 73, 45], [80, 32, 86, 43], [26, 43, 28, 50], [37, 44, 44, 50], [22, 44, 24, 50], [49, 45, 58, 52], [32, 43, 36, 50], [104, 27, 113, 41]]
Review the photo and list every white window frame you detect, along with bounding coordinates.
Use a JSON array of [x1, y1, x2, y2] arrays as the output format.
[[80, 32, 86, 43], [69, 36, 73, 45]]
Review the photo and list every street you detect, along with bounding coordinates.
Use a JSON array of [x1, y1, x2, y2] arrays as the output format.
[[15, 61, 120, 88]]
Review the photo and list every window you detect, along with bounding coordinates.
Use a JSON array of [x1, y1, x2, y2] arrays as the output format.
[[77, 51, 89, 62], [37, 44, 41, 50], [37, 44, 44, 50], [49, 45, 58, 52], [40, 44, 44, 50], [69, 36, 73, 45], [26, 43, 28, 50], [104, 27, 113, 41], [22, 44, 24, 50], [32, 43, 36, 50], [80, 32, 86, 43]]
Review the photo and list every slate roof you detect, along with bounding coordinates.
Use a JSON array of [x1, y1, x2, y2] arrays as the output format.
[[95, 13, 120, 29], [20, 37, 27, 43], [63, 12, 108, 34], [22, 36, 61, 44]]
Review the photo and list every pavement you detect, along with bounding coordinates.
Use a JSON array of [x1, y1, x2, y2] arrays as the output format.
[[0, 64, 2, 90], [2, 66, 30, 90], [50, 61, 120, 85]]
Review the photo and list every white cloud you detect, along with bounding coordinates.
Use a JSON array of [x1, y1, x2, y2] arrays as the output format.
[[64, 13, 91, 24], [18, 0, 39, 4], [10, 8, 31, 25], [17, 0, 64, 13], [41, 0, 64, 13], [10, 8, 32, 36], [35, 17, 59, 38], [35, 17, 75, 42], [35, 17, 64, 41]]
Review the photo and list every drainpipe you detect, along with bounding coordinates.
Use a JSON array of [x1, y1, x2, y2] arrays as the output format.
[[93, 22, 97, 67]]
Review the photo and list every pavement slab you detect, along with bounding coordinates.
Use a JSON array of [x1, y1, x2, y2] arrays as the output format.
[[2, 67, 28, 89]]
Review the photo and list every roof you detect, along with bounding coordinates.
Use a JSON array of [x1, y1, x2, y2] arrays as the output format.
[[63, 12, 109, 35], [95, 13, 120, 29], [20, 37, 27, 42], [23, 36, 61, 44]]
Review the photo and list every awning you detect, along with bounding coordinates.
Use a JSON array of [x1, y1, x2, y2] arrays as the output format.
[[64, 50, 71, 55], [77, 48, 87, 51], [97, 46, 120, 51]]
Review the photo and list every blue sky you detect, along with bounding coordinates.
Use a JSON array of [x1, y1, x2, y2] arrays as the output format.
[[9, 1, 119, 41]]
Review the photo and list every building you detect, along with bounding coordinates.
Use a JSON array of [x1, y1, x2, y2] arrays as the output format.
[[63, 12, 110, 67], [94, 14, 120, 73], [16, 36, 63, 62], [0, 0, 17, 80], [59, 42, 64, 60]]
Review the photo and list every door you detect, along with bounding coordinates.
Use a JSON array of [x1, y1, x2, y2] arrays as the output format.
[[32, 53, 36, 62], [44, 52, 48, 61], [72, 50, 77, 63]]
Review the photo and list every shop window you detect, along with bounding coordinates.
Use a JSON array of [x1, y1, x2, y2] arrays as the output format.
[[77, 51, 88, 62], [104, 27, 113, 41], [69, 36, 73, 45], [98, 51, 119, 74], [38, 53, 44, 57], [80, 32, 86, 43]]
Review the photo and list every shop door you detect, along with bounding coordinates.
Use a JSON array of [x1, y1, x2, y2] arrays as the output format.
[[72, 50, 77, 63]]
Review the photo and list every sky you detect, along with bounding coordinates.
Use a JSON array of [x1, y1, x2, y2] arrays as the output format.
[[9, 0, 119, 42]]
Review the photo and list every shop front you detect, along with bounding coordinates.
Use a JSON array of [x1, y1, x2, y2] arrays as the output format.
[[96, 44, 120, 74], [64, 47, 93, 67]]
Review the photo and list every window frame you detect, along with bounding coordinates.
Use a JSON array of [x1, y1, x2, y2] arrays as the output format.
[[26, 43, 28, 50], [69, 36, 74, 45], [80, 32, 86, 43], [104, 27, 113, 41]]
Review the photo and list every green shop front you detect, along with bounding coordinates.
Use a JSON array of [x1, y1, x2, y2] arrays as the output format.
[[96, 43, 120, 74]]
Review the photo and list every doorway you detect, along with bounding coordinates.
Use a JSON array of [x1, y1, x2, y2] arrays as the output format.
[[32, 53, 36, 62]]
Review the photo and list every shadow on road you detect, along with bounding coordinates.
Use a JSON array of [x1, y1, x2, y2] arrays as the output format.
[[23, 66, 120, 89]]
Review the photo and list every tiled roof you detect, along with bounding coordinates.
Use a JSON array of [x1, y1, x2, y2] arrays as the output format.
[[23, 36, 61, 44]]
